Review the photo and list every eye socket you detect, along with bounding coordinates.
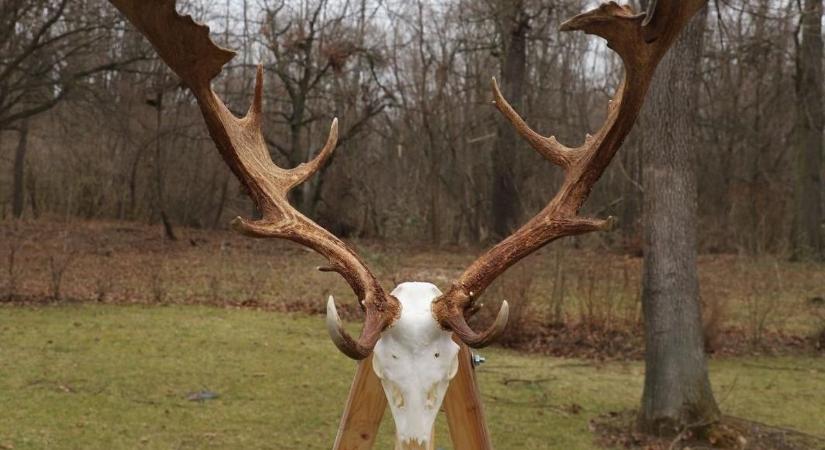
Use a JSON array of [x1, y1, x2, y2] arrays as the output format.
[[434, 352, 440, 358], [392, 354, 398, 359]]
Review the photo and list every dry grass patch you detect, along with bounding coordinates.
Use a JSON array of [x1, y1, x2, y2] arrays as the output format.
[[2, 219, 824, 358]]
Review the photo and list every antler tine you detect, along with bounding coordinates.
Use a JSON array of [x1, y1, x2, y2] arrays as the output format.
[[491, 77, 577, 169], [227, 66, 340, 232], [109, 0, 399, 360], [433, 0, 706, 348], [289, 117, 339, 191], [239, 66, 340, 193]]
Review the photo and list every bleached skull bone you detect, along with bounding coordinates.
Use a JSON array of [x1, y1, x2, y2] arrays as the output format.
[[328, 282, 461, 448], [375, 283, 461, 447]]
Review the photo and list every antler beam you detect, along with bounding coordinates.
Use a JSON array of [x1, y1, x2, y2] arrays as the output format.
[[432, 1, 707, 346], [108, 0, 399, 360]]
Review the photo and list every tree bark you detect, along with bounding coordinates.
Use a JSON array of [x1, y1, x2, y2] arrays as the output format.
[[152, 89, 177, 241], [638, 6, 721, 436], [12, 119, 29, 219], [212, 173, 230, 228], [791, 0, 824, 261], [26, 165, 39, 219], [491, 1, 528, 239]]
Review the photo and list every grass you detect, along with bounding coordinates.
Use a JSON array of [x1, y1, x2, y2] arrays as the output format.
[[1, 304, 823, 450]]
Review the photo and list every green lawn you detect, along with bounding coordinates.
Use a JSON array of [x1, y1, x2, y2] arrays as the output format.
[[0, 305, 823, 449]]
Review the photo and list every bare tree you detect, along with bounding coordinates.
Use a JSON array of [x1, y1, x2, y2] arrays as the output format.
[[260, 0, 389, 219], [638, 4, 721, 436], [0, 0, 144, 130], [791, 0, 824, 261], [1, 0, 145, 217], [0, 0, 819, 259], [490, 0, 530, 239], [10, 119, 29, 218]]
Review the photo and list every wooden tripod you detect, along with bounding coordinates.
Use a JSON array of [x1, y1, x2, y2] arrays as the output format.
[[332, 342, 493, 450]]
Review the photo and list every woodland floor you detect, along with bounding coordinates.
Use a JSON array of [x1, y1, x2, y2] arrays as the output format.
[[1, 220, 824, 449], [1, 219, 824, 359]]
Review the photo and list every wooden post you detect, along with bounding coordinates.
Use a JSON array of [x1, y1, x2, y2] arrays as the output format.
[[443, 342, 493, 450], [333, 355, 387, 450]]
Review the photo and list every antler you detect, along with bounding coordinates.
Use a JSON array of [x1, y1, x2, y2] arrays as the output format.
[[108, 0, 398, 360], [432, 0, 707, 347]]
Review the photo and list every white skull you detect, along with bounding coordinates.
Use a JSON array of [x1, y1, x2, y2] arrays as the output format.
[[372, 282, 460, 448]]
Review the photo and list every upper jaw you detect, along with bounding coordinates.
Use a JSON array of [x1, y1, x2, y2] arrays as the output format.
[[395, 436, 432, 450]]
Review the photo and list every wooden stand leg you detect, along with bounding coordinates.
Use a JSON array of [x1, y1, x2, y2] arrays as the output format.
[[443, 342, 493, 450], [333, 355, 387, 450]]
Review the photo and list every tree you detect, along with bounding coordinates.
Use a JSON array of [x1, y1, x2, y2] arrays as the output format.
[[0, 0, 815, 251], [260, 0, 388, 218], [1, 0, 145, 218], [0, 0, 143, 131], [638, 4, 721, 436], [11, 120, 29, 218], [490, 0, 529, 239], [791, 0, 824, 261]]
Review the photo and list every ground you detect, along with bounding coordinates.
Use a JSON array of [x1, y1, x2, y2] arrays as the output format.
[[1, 220, 824, 449], [3, 220, 824, 357], [1, 305, 824, 450]]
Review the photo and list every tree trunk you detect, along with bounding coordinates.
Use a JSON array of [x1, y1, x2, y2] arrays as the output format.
[[791, 0, 824, 261], [288, 101, 309, 214], [152, 89, 177, 241], [212, 173, 230, 228], [620, 139, 643, 252], [26, 166, 39, 219], [429, 158, 441, 245], [491, 1, 528, 239], [12, 119, 30, 219], [638, 6, 720, 436]]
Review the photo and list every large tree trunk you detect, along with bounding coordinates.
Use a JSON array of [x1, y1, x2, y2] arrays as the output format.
[[791, 0, 824, 261], [491, 1, 528, 239], [12, 119, 30, 219], [638, 6, 720, 436]]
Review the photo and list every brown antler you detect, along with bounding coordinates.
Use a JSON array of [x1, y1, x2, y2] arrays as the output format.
[[108, 0, 398, 360], [432, 0, 707, 347]]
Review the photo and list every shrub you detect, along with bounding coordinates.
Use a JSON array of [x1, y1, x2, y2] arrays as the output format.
[[47, 250, 77, 301]]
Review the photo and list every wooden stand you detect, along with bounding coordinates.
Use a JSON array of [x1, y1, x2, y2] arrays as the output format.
[[332, 342, 493, 450]]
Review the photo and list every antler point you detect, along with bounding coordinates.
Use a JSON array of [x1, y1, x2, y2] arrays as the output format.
[[603, 216, 618, 231]]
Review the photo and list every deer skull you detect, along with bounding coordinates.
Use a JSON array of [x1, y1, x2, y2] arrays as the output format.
[[375, 283, 460, 448], [328, 282, 462, 448]]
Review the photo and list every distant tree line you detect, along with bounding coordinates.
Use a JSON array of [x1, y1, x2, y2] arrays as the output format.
[[0, 0, 822, 260]]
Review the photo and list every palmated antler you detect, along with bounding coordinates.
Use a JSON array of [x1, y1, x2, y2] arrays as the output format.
[[108, 0, 398, 360], [432, 0, 707, 347]]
